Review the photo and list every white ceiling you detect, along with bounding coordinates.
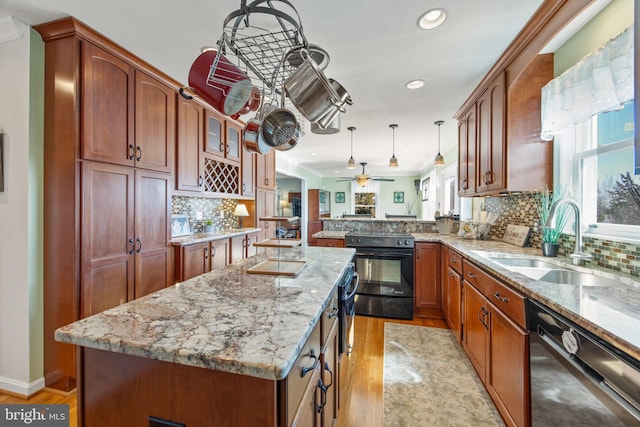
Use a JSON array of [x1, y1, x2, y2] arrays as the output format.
[[0, 0, 543, 179]]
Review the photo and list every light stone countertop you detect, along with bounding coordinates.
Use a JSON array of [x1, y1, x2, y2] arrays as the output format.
[[170, 227, 261, 246], [55, 246, 355, 381], [415, 234, 640, 361]]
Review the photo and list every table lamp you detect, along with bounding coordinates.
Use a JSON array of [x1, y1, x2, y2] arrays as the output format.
[[233, 203, 250, 228]]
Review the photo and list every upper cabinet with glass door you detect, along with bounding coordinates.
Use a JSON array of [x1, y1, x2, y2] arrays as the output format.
[[204, 108, 240, 164]]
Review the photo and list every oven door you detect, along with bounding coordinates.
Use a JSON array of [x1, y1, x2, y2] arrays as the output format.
[[353, 248, 413, 296], [352, 247, 414, 319]]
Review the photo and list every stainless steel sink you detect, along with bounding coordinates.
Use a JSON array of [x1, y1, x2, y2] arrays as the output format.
[[491, 258, 558, 269], [538, 270, 622, 287]]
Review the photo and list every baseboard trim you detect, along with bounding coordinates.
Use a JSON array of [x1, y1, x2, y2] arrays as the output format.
[[0, 376, 45, 399]]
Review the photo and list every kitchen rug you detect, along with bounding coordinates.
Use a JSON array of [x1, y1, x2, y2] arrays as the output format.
[[383, 323, 504, 426]]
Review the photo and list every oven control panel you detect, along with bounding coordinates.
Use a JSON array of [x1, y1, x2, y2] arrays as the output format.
[[345, 234, 415, 248]]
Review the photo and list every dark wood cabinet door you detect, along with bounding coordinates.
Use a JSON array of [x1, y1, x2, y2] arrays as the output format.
[[82, 42, 134, 166], [176, 97, 203, 191], [134, 169, 171, 298], [255, 150, 275, 189], [211, 239, 230, 271], [476, 72, 506, 194], [446, 266, 463, 343], [180, 242, 210, 281], [462, 282, 488, 381], [414, 243, 441, 311], [230, 235, 246, 264], [458, 106, 476, 196], [81, 162, 135, 318], [241, 150, 255, 197], [487, 305, 529, 427], [134, 70, 175, 173]]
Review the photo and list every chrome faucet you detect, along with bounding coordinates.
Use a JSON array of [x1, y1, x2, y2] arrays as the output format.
[[545, 199, 593, 266]]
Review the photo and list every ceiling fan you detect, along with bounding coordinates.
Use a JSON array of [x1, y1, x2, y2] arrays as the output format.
[[337, 162, 395, 187]]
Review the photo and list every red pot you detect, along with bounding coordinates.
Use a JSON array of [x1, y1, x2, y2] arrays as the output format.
[[188, 50, 252, 117]]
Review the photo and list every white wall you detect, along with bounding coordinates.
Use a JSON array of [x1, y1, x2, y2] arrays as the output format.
[[0, 24, 44, 395]]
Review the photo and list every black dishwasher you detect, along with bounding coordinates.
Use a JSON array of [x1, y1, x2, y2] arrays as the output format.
[[528, 299, 640, 426]]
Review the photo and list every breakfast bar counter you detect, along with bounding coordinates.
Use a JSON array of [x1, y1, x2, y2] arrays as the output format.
[[55, 246, 355, 426]]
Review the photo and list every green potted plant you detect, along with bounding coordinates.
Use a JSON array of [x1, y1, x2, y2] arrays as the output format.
[[536, 187, 570, 257], [204, 219, 214, 234]]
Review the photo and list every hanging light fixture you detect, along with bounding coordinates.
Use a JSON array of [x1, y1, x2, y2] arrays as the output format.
[[434, 120, 445, 166], [347, 126, 357, 169], [388, 124, 399, 168]]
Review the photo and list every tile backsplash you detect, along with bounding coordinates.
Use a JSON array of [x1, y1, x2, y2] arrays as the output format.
[[484, 193, 639, 278], [172, 196, 241, 233]]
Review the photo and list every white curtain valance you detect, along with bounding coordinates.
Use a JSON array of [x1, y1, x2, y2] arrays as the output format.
[[540, 25, 634, 141]]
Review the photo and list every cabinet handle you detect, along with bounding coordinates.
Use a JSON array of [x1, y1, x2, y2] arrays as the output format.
[[327, 305, 339, 319], [265, 178, 269, 186], [219, 142, 224, 153], [211, 246, 216, 257], [127, 238, 135, 254], [467, 272, 476, 279], [135, 238, 142, 253], [300, 348, 319, 377], [478, 306, 489, 330], [450, 257, 458, 263], [316, 378, 327, 414], [242, 183, 246, 192], [198, 176, 203, 187], [494, 291, 509, 303], [128, 144, 135, 160], [204, 247, 208, 260], [136, 146, 142, 162], [346, 343, 353, 356], [461, 179, 469, 190], [322, 361, 333, 389]]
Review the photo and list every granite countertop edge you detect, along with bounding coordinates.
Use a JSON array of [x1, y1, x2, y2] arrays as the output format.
[[55, 246, 356, 381], [170, 227, 262, 246]]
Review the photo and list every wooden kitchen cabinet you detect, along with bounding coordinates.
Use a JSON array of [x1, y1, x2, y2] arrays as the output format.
[[476, 72, 506, 194], [241, 149, 256, 197], [175, 238, 230, 282], [81, 162, 172, 317], [462, 259, 529, 427], [308, 189, 331, 246], [37, 18, 180, 390], [204, 108, 241, 164], [256, 149, 276, 190], [444, 248, 463, 343], [316, 238, 344, 248], [82, 42, 175, 173], [457, 105, 476, 196], [414, 242, 443, 318], [176, 96, 204, 192]]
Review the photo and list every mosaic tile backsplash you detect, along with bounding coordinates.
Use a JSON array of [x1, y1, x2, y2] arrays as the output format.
[[172, 196, 243, 233], [484, 193, 639, 278]]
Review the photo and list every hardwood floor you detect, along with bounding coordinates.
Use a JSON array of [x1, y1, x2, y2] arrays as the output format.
[[0, 315, 446, 427]]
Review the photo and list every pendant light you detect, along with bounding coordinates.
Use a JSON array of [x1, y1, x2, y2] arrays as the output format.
[[347, 126, 357, 169], [434, 120, 445, 166], [388, 124, 399, 168]]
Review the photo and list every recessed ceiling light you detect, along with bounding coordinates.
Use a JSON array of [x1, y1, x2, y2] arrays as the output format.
[[311, 152, 318, 156], [406, 79, 424, 90], [417, 8, 447, 30]]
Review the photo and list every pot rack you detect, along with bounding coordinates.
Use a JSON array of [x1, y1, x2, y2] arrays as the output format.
[[217, 0, 309, 97]]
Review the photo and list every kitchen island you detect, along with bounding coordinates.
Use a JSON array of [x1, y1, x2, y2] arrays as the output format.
[[55, 246, 355, 426]]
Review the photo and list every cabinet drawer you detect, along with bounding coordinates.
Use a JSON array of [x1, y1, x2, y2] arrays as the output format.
[[284, 321, 322, 426], [462, 260, 526, 328], [321, 289, 339, 348], [447, 249, 463, 274], [316, 238, 345, 248]]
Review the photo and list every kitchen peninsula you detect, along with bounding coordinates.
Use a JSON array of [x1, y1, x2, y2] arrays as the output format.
[[55, 246, 355, 426]]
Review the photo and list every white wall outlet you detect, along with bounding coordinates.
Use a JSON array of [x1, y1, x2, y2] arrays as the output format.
[[195, 211, 203, 220], [219, 211, 224, 219]]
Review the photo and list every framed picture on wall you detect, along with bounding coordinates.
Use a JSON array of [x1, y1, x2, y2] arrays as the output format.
[[171, 214, 191, 237], [393, 191, 404, 203], [335, 192, 345, 203], [421, 177, 430, 201]]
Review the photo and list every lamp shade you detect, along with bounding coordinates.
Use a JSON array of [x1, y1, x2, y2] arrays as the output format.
[[233, 203, 250, 217]]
